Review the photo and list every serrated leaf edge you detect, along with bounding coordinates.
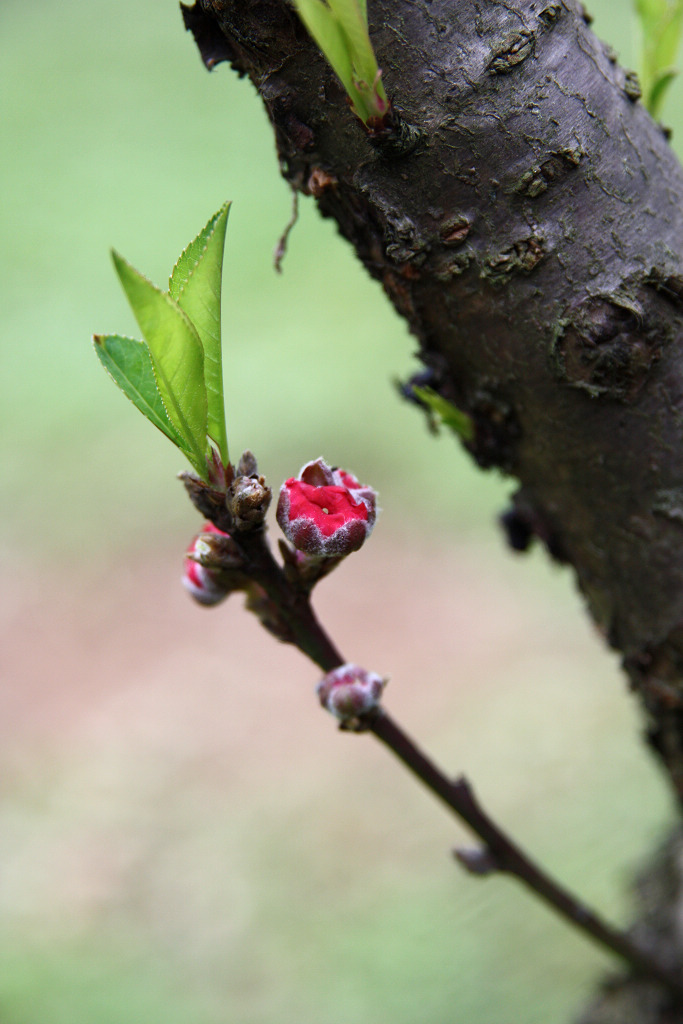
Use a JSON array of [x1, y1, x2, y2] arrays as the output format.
[[111, 250, 209, 473], [93, 333, 191, 451], [167, 203, 231, 465], [169, 201, 231, 301]]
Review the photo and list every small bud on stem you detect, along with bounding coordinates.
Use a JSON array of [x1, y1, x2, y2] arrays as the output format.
[[453, 846, 500, 877], [317, 663, 387, 723], [182, 522, 248, 605], [227, 473, 272, 530]]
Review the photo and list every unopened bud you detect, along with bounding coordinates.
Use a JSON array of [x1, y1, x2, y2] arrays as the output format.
[[192, 524, 245, 573], [182, 522, 243, 606], [453, 846, 499, 876], [183, 559, 229, 606], [317, 663, 386, 721], [277, 458, 377, 558], [228, 474, 272, 530], [237, 449, 259, 477]]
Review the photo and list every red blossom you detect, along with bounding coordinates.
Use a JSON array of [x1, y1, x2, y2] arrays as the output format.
[[276, 458, 377, 558]]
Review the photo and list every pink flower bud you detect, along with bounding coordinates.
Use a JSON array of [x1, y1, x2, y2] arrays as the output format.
[[276, 458, 377, 558], [316, 663, 386, 721], [182, 522, 232, 606]]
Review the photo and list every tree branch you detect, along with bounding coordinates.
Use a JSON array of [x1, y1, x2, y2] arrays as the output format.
[[183, 479, 683, 1000], [183, 0, 683, 799], [369, 709, 683, 1000]]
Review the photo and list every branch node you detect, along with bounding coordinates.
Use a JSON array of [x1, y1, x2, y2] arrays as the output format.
[[368, 106, 424, 158], [453, 846, 501, 877]]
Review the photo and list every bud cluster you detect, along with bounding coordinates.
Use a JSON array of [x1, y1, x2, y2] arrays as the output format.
[[182, 457, 378, 642], [180, 450, 271, 535]]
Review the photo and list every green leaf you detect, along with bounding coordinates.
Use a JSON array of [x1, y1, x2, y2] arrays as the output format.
[[295, 0, 355, 95], [648, 68, 678, 114], [635, 0, 683, 115], [111, 250, 208, 474], [292, 0, 387, 123], [93, 334, 187, 449], [328, 0, 375, 83], [169, 202, 230, 466], [412, 385, 474, 442]]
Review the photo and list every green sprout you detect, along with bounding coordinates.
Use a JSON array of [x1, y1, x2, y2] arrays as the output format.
[[292, 0, 388, 125], [412, 385, 474, 442], [94, 202, 231, 484], [635, 0, 683, 117]]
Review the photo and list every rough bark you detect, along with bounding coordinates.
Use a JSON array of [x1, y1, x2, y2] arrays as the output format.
[[578, 832, 683, 1024], [182, 0, 683, 1014]]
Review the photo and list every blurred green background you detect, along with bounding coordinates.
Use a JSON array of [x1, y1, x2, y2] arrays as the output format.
[[0, 1, 679, 1021]]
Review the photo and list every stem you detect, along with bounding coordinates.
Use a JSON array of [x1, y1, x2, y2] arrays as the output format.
[[246, 556, 683, 997], [369, 709, 683, 999], [185, 481, 682, 997], [180, 471, 344, 668], [237, 530, 344, 670]]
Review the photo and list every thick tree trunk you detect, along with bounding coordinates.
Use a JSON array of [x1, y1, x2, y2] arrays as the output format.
[[183, 0, 683, 1013], [577, 831, 683, 1024]]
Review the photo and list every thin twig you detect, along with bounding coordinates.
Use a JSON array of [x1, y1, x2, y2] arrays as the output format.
[[369, 709, 683, 1000], [242, 539, 683, 998], [184, 488, 683, 1000], [237, 530, 344, 670]]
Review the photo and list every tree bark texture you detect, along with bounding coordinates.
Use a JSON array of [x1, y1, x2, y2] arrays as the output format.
[[577, 832, 683, 1024], [182, 0, 683, 1012], [183, 0, 683, 799]]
